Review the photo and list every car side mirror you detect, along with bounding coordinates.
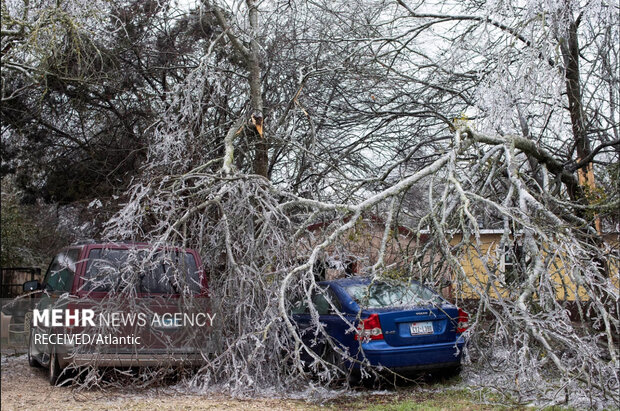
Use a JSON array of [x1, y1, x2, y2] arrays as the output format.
[[23, 280, 41, 293]]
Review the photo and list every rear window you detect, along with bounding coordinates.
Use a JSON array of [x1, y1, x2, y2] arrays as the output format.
[[82, 248, 202, 294], [344, 281, 443, 308]]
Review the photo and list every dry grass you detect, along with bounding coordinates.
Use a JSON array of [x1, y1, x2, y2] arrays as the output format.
[[1, 351, 520, 410]]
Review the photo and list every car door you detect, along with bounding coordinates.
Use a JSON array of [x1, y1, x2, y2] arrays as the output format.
[[31, 249, 80, 362], [292, 287, 351, 359]]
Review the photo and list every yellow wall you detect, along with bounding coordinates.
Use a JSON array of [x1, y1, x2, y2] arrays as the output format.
[[307, 220, 619, 302], [443, 233, 619, 302]]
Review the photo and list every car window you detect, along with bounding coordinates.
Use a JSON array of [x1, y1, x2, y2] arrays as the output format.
[[83, 248, 125, 292], [44, 249, 79, 292], [313, 293, 331, 315], [139, 251, 201, 294], [83, 248, 201, 294], [291, 289, 341, 315], [184, 252, 202, 293], [344, 281, 443, 308]]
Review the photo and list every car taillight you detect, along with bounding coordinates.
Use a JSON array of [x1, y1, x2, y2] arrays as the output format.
[[355, 313, 383, 341], [457, 308, 469, 333]]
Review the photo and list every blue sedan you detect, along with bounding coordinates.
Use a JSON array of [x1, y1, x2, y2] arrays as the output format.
[[291, 277, 468, 378]]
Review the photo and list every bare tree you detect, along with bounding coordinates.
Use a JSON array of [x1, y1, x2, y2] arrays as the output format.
[[3, 0, 618, 407], [112, 0, 617, 405]]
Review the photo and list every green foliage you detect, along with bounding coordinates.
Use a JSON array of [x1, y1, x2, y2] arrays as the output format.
[[1, 180, 37, 266], [352, 388, 510, 411]]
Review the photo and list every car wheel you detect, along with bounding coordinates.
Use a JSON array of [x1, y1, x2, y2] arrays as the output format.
[[322, 344, 344, 372], [27, 328, 41, 368], [49, 349, 64, 386], [322, 344, 361, 386], [359, 372, 378, 389]]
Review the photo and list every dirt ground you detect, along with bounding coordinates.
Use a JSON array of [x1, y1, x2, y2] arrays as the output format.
[[1, 349, 497, 411], [0, 350, 320, 411]]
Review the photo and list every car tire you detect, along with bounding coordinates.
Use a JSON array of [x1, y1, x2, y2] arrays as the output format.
[[360, 372, 378, 389], [27, 328, 41, 368], [322, 344, 362, 386], [322, 344, 345, 374], [49, 349, 64, 386]]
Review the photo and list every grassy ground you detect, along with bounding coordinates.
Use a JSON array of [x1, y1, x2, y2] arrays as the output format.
[[326, 385, 516, 411], [1, 350, 569, 411]]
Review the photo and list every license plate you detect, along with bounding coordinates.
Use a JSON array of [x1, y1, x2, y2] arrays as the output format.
[[410, 321, 434, 335]]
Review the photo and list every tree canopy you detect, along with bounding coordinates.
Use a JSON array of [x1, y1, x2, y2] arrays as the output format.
[[1, 0, 618, 406]]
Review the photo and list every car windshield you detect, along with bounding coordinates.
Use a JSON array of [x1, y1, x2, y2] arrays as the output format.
[[83, 248, 201, 294], [344, 281, 443, 308]]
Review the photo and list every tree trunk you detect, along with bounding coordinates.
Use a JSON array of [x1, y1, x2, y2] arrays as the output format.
[[246, 0, 268, 178], [211, 0, 268, 178], [560, 16, 593, 201], [558, 14, 605, 270]]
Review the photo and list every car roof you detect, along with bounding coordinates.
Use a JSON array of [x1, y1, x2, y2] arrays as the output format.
[[320, 276, 374, 287], [73, 242, 152, 248], [320, 276, 425, 288], [70, 242, 196, 252]]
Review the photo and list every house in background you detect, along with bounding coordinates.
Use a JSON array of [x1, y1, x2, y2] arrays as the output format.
[[304, 217, 620, 303]]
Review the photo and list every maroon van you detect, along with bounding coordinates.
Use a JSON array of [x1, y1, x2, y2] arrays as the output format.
[[23, 243, 216, 385]]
